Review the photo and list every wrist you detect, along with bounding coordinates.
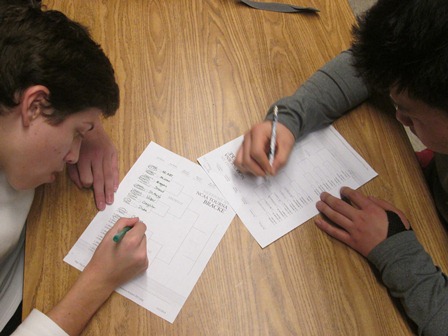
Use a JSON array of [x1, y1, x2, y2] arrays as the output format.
[[80, 263, 118, 295], [386, 210, 411, 237], [47, 270, 114, 335]]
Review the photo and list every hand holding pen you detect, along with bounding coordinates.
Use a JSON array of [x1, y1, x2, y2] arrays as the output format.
[[113, 226, 132, 242], [235, 105, 295, 176], [83, 217, 149, 291]]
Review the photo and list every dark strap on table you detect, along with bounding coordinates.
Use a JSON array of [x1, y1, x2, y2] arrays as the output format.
[[239, 0, 319, 13]]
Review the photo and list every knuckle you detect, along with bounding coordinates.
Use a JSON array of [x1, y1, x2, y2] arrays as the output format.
[[123, 236, 140, 247], [341, 187, 353, 197]]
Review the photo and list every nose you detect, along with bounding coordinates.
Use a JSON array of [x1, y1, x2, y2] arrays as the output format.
[[64, 138, 82, 164]]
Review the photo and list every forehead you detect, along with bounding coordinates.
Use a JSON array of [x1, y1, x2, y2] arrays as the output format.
[[62, 107, 101, 124], [390, 88, 448, 118]]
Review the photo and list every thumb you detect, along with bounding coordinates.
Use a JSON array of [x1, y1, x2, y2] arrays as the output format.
[[368, 196, 410, 229]]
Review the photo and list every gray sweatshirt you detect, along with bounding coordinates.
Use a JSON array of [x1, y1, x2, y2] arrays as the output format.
[[266, 50, 448, 335]]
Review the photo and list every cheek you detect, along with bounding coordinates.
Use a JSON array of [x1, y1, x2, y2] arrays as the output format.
[[48, 135, 73, 159], [412, 124, 448, 152], [411, 120, 428, 138], [50, 145, 64, 157]]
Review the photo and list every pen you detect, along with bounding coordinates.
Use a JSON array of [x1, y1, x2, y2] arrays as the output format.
[[113, 226, 132, 243], [268, 105, 278, 167]]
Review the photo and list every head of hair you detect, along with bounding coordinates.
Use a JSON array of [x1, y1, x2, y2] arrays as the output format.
[[351, 0, 448, 111], [0, 1, 119, 123]]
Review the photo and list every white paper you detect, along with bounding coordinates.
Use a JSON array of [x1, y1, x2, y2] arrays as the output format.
[[198, 126, 377, 248], [64, 142, 235, 323]]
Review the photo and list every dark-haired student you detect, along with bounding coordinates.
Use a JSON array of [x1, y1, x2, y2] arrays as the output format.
[[0, 2, 148, 335], [235, 0, 448, 334]]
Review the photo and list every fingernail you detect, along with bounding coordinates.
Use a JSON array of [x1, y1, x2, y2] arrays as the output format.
[[106, 194, 113, 204]]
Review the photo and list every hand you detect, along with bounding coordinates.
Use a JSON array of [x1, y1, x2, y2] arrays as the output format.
[[83, 217, 149, 291], [47, 217, 148, 335], [67, 122, 119, 210], [234, 121, 295, 176], [315, 187, 410, 257]]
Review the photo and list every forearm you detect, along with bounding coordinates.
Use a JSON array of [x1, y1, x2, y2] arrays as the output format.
[[47, 271, 115, 336], [368, 231, 448, 335], [46, 218, 148, 335], [266, 50, 370, 140]]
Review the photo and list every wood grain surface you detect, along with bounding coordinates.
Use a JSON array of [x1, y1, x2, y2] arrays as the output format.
[[23, 1, 448, 335]]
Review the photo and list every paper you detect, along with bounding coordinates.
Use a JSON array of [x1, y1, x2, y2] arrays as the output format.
[[64, 142, 235, 323], [198, 126, 377, 248]]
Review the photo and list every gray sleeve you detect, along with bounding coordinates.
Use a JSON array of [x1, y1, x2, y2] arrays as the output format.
[[265, 50, 369, 140], [368, 231, 448, 336]]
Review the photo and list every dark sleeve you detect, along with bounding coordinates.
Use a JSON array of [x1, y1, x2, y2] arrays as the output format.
[[265, 50, 370, 140], [367, 231, 448, 336]]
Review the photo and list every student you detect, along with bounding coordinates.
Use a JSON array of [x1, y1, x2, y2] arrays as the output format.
[[235, 0, 448, 334], [0, 2, 148, 335]]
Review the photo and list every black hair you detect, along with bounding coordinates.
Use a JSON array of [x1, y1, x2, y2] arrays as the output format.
[[0, 1, 119, 123], [351, 0, 448, 111]]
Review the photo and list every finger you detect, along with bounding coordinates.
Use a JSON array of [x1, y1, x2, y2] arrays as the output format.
[[129, 220, 147, 236], [115, 217, 140, 230], [241, 132, 267, 176], [67, 164, 82, 189], [340, 187, 371, 210], [319, 191, 359, 222], [315, 217, 352, 244], [103, 217, 139, 240], [316, 199, 353, 230], [124, 220, 147, 243], [102, 151, 116, 205], [249, 125, 274, 175], [111, 150, 119, 192], [234, 143, 248, 173], [92, 166, 106, 211], [77, 158, 94, 188]]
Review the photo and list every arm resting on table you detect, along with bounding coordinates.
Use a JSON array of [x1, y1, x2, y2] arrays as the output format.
[[368, 231, 448, 336]]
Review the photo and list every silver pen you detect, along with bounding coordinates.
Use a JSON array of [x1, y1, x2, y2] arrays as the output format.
[[268, 105, 278, 167]]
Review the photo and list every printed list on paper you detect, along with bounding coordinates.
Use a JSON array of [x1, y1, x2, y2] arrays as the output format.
[[198, 126, 377, 248]]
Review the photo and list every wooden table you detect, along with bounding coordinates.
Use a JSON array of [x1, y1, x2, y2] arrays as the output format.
[[24, 0, 448, 335]]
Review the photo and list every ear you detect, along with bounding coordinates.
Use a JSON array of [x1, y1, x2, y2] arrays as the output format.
[[20, 85, 50, 127]]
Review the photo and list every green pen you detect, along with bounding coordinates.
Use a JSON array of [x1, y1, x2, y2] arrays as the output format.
[[113, 226, 132, 243]]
